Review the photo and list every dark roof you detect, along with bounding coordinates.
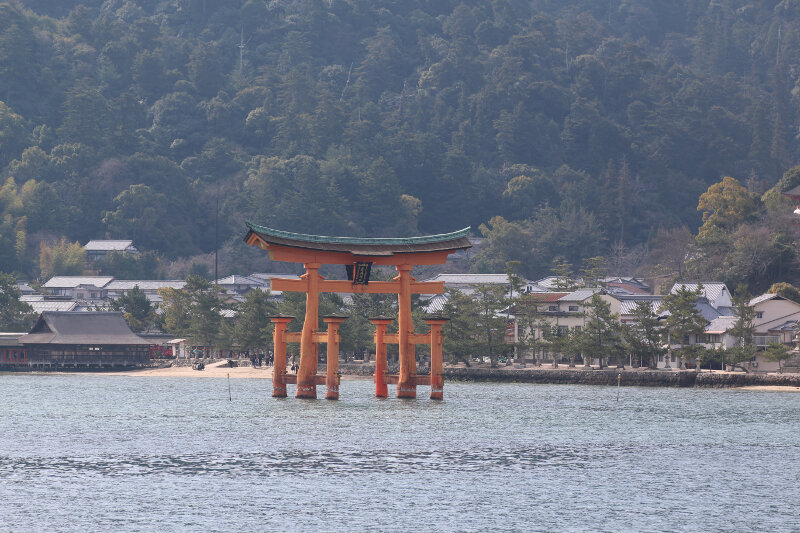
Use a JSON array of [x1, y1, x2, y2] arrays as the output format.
[[783, 184, 800, 198], [244, 223, 472, 257], [19, 312, 151, 345]]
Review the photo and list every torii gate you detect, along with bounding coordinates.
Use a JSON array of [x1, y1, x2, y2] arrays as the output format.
[[243, 223, 471, 400]]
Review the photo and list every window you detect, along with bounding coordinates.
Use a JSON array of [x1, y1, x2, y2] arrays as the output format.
[[756, 312, 763, 319], [706, 334, 720, 343], [558, 326, 568, 335], [574, 326, 582, 332], [548, 305, 557, 312], [568, 305, 579, 312], [683, 335, 690, 344], [91, 292, 98, 298], [77, 293, 84, 299]]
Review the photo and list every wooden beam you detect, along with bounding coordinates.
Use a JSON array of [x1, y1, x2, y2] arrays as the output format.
[[382, 333, 431, 345], [271, 278, 444, 295], [284, 332, 337, 344]]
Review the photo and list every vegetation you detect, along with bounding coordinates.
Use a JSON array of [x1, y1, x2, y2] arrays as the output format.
[[0, 1, 799, 291]]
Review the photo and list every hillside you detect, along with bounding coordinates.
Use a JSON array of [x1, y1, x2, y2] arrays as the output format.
[[1, 0, 799, 284]]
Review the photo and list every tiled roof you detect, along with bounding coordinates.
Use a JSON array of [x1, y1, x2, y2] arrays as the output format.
[[106, 280, 186, 291], [26, 301, 78, 313], [670, 282, 728, 302], [526, 292, 569, 303], [245, 223, 472, 256], [559, 288, 601, 302], [750, 293, 780, 306], [20, 312, 150, 345], [619, 298, 662, 316], [84, 240, 134, 251], [706, 316, 737, 334], [43, 276, 114, 289], [424, 273, 519, 285], [421, 294, 447, 314], [249, 273, 302, 283], [768, 320, 798, 331], [214, 275, 265, 286]]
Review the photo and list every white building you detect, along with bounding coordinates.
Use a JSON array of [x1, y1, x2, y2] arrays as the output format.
[[84, 240, 139, 261]]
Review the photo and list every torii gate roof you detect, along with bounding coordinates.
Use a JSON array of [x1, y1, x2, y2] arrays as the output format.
[[244, 222, 471, 265]]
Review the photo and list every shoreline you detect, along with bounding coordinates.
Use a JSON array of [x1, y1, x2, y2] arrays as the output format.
[[5, 362, 800, 389]]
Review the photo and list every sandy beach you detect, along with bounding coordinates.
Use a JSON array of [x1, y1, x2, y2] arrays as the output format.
[[71, 361, 276, 379], [734, 385, 800, 392]]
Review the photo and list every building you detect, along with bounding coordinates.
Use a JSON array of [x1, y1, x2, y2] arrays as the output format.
[[42, 276, 114, 298], [84, 240, 139, 261], [214, 275, 268, 296], [20, 312, 151, 368], [0, 333, 27, 367], [105, 280, 186, 304]]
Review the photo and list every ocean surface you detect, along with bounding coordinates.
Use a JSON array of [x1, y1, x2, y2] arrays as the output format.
[[1, 375, 799, 532]]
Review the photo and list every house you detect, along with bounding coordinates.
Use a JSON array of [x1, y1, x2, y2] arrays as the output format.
[[105, 280, 186, 303], [670, 282, 733, 313], [84, 240, 139, 261], [747, 293, 800, 372], [42, 276, 114, 298], [249, 273, 302, 297], [214, 275, 268, 296], [19, 312, 151, 368]]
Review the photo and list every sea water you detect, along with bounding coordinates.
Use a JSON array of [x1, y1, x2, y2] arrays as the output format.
[[1, 375, 799, 532]]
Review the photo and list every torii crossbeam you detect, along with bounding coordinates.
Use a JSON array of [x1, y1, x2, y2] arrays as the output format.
[[243, 223, 471, 400]]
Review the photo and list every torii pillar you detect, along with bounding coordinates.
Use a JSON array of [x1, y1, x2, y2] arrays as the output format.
[[269, 315, 294, 398]]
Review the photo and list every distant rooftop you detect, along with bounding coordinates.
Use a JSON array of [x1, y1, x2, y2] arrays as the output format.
[[106, 280, 186, 291], [84, 240, 136, 252], [43, 276, 114, 289]]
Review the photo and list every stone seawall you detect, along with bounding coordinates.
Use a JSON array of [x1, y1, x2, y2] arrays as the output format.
[[441, 367, 800, 388]]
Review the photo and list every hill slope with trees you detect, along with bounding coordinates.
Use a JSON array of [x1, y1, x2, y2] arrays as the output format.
[[1, 0, 800, 286]]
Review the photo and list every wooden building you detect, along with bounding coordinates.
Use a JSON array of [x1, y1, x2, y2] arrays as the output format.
[[0, 333, 27, 367], [20, 312, 151, 368]]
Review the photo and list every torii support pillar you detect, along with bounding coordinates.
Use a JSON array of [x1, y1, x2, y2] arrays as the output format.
[[426, 317, 448, 400], [371, 316, 393, 398], [270, 315, 294, 398], [297, 263, 321, 399], [396, 265, 417, 399], [323, 315, 347, 400]]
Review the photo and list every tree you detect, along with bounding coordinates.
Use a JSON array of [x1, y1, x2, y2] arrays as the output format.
[[661, 286, 707, 370], [0, 272, 34, 331], [696, 177, 758, 240], [441, 288, 480, 366], [726, 288, 757, 373], [581, 294, 622, 369], [762, 342, 793, 374], [39, 239, 85, 278], [623, 300, 665, 368], [472, 283, 512, 367], [233, 289, 277, 354], [108, 285, 153, 332]]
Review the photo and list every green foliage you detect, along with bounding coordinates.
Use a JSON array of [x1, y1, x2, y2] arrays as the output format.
[[96, 251, 161, 280], [623, 300, 665, 369], [660, 286, 707, 368], [232, 290, 277, 354], [581, 294, 623, 369], [0, 272, 34, 331], [39, 238, 85, 278], [768, 282, 800, 304], [761, 342, 794, 373], [108, 285, 153, 333], [2, 1, 800, 283]]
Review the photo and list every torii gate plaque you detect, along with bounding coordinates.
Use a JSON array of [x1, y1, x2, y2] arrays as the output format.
[[243, 223, 471, 399]]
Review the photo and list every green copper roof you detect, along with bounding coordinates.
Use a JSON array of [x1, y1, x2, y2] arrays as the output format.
[[245, 222, 471, 246]]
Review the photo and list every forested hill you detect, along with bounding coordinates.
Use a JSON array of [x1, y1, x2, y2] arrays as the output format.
[[1, 0, 799, 281]]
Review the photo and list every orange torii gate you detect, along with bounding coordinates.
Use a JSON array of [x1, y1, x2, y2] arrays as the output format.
[[243, 223, 471, 400]]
